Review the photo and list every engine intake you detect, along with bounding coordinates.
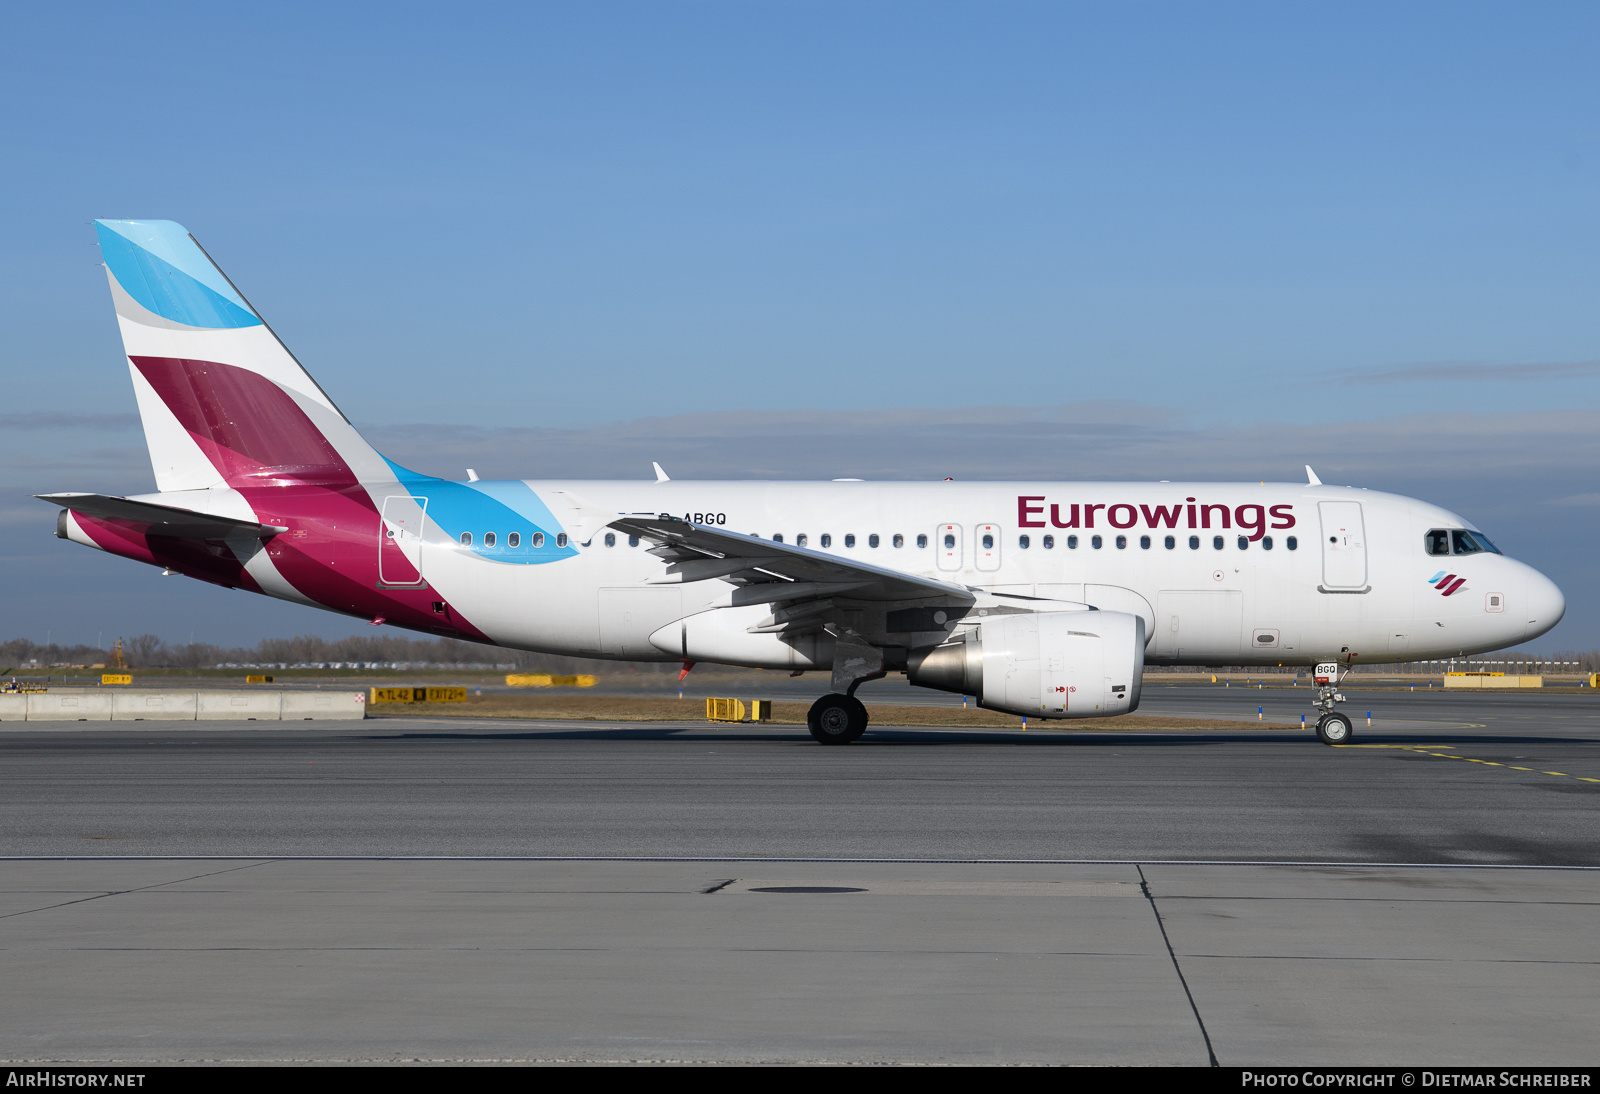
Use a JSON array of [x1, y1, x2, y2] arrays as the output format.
[[906, 610, 1145, 719]]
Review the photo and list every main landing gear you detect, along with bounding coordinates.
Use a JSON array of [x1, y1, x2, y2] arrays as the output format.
[[808, 631, 884, 745], [808, 693, 868, 745]]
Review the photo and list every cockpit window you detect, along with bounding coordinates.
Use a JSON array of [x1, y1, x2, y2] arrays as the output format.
[[1452, 530, 1501, 556], [1429, 528, 1502, 555]]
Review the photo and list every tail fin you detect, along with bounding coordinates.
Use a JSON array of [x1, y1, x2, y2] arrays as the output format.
[[95, 219, 391, 491]]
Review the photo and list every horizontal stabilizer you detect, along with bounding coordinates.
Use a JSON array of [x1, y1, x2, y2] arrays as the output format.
[[37, 493, 288, 539]]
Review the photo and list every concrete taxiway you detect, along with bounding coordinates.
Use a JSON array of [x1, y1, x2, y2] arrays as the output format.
[[2, 687, 1597, 1064]]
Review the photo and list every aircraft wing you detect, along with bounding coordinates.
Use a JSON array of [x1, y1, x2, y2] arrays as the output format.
[[605, 512, 971, 605], [38, 493, 288, 539]]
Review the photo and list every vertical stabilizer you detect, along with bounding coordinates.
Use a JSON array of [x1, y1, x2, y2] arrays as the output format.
[[95, 219, 391, 491]]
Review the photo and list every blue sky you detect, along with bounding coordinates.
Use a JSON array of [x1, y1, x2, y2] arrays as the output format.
[[2, 2, 1598, 650]]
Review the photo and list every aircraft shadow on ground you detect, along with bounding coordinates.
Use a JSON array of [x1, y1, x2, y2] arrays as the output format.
[[373, 723, 1599, 747]]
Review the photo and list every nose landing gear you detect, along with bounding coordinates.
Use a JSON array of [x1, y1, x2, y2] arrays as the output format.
[[1315, 711, 1353, 744], [1311, 662, 1353, 745]]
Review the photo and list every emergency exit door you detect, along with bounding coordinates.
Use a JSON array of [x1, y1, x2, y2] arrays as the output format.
[[1318, 501, 1367, 590], [936, 524, 961, 571]]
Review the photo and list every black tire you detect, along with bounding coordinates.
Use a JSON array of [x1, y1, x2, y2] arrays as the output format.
[[808, 693, 868, 745], [1316, 712, 1353, 745]]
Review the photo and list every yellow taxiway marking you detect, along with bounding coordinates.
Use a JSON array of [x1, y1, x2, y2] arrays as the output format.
[[1335, 744, 1596, 785]]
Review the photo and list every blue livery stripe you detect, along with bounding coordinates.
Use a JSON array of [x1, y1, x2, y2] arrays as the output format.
[[95, 220, 261, 329]]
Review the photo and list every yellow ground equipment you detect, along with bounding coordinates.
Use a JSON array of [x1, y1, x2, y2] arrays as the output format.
[[246, 675, 274, 683], [705, 698, 773, 723], [100, 674, 133, 685]]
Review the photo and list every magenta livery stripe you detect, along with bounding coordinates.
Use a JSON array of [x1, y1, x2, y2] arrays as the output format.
[[123, 354, 492, 641], [1441, 577, 1467, 596], [130, 356, 361, 490]]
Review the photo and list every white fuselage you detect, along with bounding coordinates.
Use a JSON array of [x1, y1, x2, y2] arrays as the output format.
[[369, 479, 1563, 668]]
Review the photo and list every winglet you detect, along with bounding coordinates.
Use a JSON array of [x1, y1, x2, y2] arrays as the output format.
[[653, 462, 671, 483], [1305, 465, 1322, 486]]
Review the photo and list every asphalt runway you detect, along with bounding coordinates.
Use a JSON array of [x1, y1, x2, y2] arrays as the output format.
[[3, 689, 1598, 1064]]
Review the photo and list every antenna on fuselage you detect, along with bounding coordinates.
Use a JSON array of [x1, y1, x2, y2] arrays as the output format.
[[1305, 465, 1322, 486], [652, 462, 671, 483]]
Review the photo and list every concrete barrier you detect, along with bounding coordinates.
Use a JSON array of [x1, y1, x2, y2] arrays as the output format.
[[27, 691, 116, 720], [280, 691, 367, 720], [111, 689, 198, 721], [196, 690, 284, 720], [1444, 674, 1544, 689], [0, 689, 369, 723]]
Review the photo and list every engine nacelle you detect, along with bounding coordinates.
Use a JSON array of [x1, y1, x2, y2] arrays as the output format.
[[906, 610, 1145, 719]]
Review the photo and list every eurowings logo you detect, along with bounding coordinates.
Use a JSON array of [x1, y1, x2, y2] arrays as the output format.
[[1428, 572, 1466, 596]]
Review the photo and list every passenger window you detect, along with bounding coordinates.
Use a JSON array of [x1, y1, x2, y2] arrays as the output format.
[[869, 534, 880, 548], [460, 532, 473, 546], [1140, 535, 1151, 549], [604, 533, 616, 547], [821, 534, 832, 548], [1425, 530, 1450, 556], [1115, 535, 1126, 549], [484, 532, 497, 548], [1067, 535, 1078, 549], [1091, 535, 1103, 549], [943, 534, 955, 549], [1237, 536, 1248, 550], [508, 532, 521, 548], [773, 533, 784, 543], [628, 535, 639, 547], [797, 534, 808, 547], [981, 534, 993, 549], [893, 534, 904, 548], [845, 534, 856, 548], [1286, 536, 1297, 551], [917, 534, 927, 548], [1043, 535, 1054, 549], [556, 533, 568, 547], [533, 532, 545, 548], [1189, 536, 1200, 550], [1164, 535, 1175, 549], [1019, 535, 1030, 549], [1213, 536, 1224, 550], [1262, 536, 1273, 550]]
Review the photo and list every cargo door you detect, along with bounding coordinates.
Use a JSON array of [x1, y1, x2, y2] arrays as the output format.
[[1155, 590, 1243, 660], [379, 495, 428, 587], [1318, 501, 1368, 590], [598, 588, 685, 657]]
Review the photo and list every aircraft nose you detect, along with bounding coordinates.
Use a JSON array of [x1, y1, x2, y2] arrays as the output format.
[[1523, 569, 1566, 641]]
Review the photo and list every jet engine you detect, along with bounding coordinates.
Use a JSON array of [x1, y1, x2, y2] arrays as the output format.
[[906, 610, 1145, 718]]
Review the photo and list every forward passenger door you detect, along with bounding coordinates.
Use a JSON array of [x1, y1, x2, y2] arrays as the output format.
[[1318, 501, 1368, 591]]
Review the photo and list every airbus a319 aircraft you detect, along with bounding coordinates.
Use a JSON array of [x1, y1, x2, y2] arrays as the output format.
[[39, 220, 1566, 745]]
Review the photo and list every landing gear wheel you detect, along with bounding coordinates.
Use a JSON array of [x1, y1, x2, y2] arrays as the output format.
[[1316, 712, 1353, 745], [808, 693, 868, 745]]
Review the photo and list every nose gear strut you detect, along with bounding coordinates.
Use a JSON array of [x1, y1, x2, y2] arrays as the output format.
[[1310, 662, 1353, 745]]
